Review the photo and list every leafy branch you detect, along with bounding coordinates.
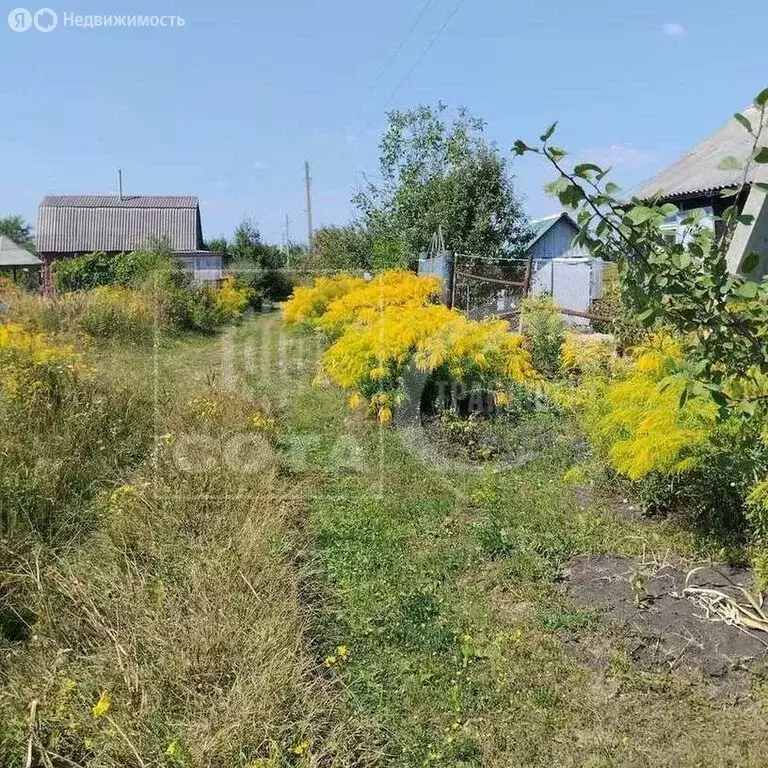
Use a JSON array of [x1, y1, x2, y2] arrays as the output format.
[[513, 87, 768, 415]]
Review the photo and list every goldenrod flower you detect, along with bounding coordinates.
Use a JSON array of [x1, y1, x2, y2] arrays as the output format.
[[92, 690, 111, 719], [292, 741, 309, 756]]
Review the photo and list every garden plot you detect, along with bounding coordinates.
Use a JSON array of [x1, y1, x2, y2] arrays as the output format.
[[563, 555, 768, 690]]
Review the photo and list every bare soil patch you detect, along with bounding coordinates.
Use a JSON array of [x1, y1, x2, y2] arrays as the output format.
[[562, 555, 768, 694]]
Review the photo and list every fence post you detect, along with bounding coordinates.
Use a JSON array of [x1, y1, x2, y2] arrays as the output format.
[[518, 252, 534, 333], [449, 256, 457, 309]]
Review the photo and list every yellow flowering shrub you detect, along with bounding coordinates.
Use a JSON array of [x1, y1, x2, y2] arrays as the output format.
[[560, 332, 615, 378], [0, 322, 81, 405], [582, 333, 717, 480], [320, 303, 536, 422], [214, 276, 251, 320], [282, 274, 366, 327], [316, 270, 441, 337]]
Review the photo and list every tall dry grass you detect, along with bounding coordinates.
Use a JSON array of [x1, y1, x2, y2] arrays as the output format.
[[0, 317, 381, 766]]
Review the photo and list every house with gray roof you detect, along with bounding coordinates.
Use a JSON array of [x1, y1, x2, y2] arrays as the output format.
[[37, 195, 222, 291], [633, 104, 768, 277], [524, 212, 579, 261]]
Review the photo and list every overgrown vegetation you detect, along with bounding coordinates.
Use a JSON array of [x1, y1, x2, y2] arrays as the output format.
[[513, 85, 768, 552], [209, 218, 294, 304], [0, 304, 370, 766], [3, 252, 253, 343]]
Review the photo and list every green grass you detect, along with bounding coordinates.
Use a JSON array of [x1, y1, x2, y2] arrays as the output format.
[[3, 311, 768, 767], [239, 315, 768, 767]]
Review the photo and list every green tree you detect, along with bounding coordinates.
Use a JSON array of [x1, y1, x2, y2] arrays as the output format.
[[220, 219, 292, 302], [310, 226, 373, 271], [354, 104, 530, 263], [0, 215, 35, 252]]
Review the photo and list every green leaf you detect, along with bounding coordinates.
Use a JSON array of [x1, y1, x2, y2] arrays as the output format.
[[717, 155, 742, 171], [558, 184, 584, 208], [626, 206, 657, 225], [637, 307, 656, 322], [720, 187, 740, 198], [710, 390, 728, 408], [755, 87, 768, 107], [539, 122, 557, 142], [512, 139, 530, 156], [544, 177, 569, 196], [741, 252, 761, 273], [754, 182, 768, 194], [737, 214, 755, 226], [734, 280, 759, 298], [659, 203, 678, 217], [604, 182, 621, 195], [753, 147, 768, 164], [547, 147, 567, 161], [573, 163, 603, 179], [734, 112, 753, 134]]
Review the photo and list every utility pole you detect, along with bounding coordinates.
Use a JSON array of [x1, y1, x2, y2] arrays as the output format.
[[304, 160, 314, 255], [284, 214, 291, 269], [118, 168, 124, 200]]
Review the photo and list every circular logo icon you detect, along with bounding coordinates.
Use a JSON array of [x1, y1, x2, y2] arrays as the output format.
[[8, 7, 32, 31], [33, 7, 57, 31]]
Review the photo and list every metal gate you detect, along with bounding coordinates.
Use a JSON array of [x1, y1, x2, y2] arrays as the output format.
[[451, 270, 527, 320]]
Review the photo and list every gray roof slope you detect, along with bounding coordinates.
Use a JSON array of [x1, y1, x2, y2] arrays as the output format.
[[41, 195, 198, 209], [0, 235, 42, 266], [37, 195, 202, 252], [633, 105, 768, 200], [526, 212, 578, 249]]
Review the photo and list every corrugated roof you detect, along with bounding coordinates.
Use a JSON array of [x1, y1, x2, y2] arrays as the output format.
[[40, 195, 198, 209], [0, 235, 42, 266], [526, 212, 578, 249], [37, 195, 203, 252], [633, 105, 768, 200]]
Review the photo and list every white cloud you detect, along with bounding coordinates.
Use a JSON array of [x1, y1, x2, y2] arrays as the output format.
[[252, 160, 267, 171], [662, 22, 686, 37], [581, 144, 657, 170]]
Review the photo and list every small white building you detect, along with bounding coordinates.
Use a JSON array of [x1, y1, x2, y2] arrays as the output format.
[[531, 251, 605, 328]]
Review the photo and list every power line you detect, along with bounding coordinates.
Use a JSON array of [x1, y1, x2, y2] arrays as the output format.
[[383, 0, 469, 107], [365, 0, 436, 99]]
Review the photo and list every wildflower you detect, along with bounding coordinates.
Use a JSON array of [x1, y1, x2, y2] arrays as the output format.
[[214, 276, 250, 318], [109, 484, 135, 505], [493, 391, 510, 407], [165, 741, 181, 757], [324, 655, 337, 667], [251, 412, 275, 430], [291, 741, 309, 756], [347, 393, 361, 409], [92, 690, 111, 719], [335, 644, 349, 661], [378, 407, 392, 424]]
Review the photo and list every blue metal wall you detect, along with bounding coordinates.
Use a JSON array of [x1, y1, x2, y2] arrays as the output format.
[[527, 219, 578, 261], [417, 251, 455, 305]]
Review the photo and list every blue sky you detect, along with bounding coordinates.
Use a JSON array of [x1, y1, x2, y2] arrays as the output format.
[[2, 0, 767, 246]]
